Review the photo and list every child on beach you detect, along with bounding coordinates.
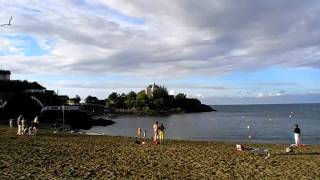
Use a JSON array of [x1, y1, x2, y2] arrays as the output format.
[[158, 123, 166, 144]]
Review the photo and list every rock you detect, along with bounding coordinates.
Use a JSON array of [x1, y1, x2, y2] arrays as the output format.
[[90, 118, 116, 127]]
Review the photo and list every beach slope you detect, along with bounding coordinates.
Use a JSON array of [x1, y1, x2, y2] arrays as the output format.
[[0, 127, 319, 179]]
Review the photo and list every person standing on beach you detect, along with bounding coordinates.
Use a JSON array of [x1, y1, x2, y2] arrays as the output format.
[[17, 115, 23, 135], [158, 123, 166, 144], [294, 124, 301, 146], [143, 129, 147, 139], [153, 121, 159, 143], [9, 119, 13, 128], [21, 116, 26, 134], [137, 127, 142, 138], [32, 116, 39, 134]]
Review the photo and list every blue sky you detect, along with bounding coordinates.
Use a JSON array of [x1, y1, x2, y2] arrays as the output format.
[[1, 0, 320, 104]]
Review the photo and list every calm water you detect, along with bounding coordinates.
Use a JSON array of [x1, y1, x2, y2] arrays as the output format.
[[84, 103, 320, 144]]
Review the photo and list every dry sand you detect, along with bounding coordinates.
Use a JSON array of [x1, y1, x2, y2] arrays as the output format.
[[0, 127, 319, 179]]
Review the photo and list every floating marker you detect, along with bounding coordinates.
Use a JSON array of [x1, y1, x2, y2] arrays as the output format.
[[248, 135, 252, 139], [247, 125, 251, 129], [289, 115, 292, 118]]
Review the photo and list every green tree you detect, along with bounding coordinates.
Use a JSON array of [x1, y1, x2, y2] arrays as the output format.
[[175, 93, 186, 100], [125, 91, 137, 108], [108, 92, 118, 102], [153, 86, 169, 99], [153, 98, 164, 110], [136, 90, 148, 101], [72, 95, 81, 104], [117, 93, 127, 109], [85, 95, 99, 104], [126, 91, 137, 100], [107, 92, 118, 108], [135, 90, 148, 108]]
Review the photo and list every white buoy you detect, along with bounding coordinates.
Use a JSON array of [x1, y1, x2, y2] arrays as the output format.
[[247, 125, 251, 129], [289, 115, 292, 119], [248, 135, 252, 139]]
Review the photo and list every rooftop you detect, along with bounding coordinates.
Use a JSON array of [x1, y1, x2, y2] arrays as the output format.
[[0, 70, 11, 75]]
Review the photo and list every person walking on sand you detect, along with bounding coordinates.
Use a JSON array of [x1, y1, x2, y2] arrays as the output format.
[[294, 124, 301, 146], [9, 119, 13, 128], [21, 116, 26, 134], [32, 116, 39, 134], [143, 129, 147, 139], [17, 115, 23, 135], [158, 123, 166, 144], [153, 121, 159, 143]]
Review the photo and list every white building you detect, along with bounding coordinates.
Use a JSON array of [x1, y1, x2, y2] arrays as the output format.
[[145, 83, 161, 98], [0, 70, 10, 81]]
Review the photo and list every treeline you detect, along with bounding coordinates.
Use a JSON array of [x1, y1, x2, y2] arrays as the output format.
[[86, 86, 214, 115]]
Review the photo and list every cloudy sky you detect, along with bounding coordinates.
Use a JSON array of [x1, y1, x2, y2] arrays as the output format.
[[1, 0, 320, 104]]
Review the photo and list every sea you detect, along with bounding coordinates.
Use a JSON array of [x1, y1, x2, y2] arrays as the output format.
[[84, 103, 320, 144]]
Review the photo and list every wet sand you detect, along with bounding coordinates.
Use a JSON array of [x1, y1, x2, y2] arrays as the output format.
[[0, 127, 319, 179]]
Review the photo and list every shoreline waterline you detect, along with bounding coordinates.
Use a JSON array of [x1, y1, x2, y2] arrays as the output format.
[[82, 103, 320, 145]]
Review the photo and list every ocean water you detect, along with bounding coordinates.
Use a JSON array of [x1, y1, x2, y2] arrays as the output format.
[[85, 103, 320, 144]]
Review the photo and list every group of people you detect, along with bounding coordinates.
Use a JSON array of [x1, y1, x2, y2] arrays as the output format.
[[136, 121, 166, 145], [153, 121, 165, 144], [14, 115, 40, 135]]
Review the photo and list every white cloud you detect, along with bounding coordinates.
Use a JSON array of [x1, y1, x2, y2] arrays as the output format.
[[0, 37, 23, 54], [1, 0, 320, 103], [0, 0, 319, 77], [255, 91, 286, 98]]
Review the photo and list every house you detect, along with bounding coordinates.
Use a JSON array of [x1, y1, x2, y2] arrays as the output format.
[[145, 83, 161, 98], [58, 95, 70, 105], [0, 70, 11, 81]]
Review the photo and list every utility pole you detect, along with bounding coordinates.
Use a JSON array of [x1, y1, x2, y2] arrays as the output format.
[[62, 105, 65, 131]]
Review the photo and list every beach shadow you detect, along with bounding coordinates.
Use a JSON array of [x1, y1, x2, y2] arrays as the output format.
[[275, 152, 320, 156]]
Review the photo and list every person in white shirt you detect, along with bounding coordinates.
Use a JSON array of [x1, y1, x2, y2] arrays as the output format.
[[17, 115, 23, 135], [294, 124, 301, 146], [153, 121, 159, 143], [9, 119, 13, 128], [32, 116, 40, 134]]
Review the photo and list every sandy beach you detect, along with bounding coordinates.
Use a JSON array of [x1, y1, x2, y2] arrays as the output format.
[[0, 126, 319, 179]]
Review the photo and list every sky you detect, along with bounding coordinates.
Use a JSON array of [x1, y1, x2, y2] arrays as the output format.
[[0, 0, 320, 105]]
